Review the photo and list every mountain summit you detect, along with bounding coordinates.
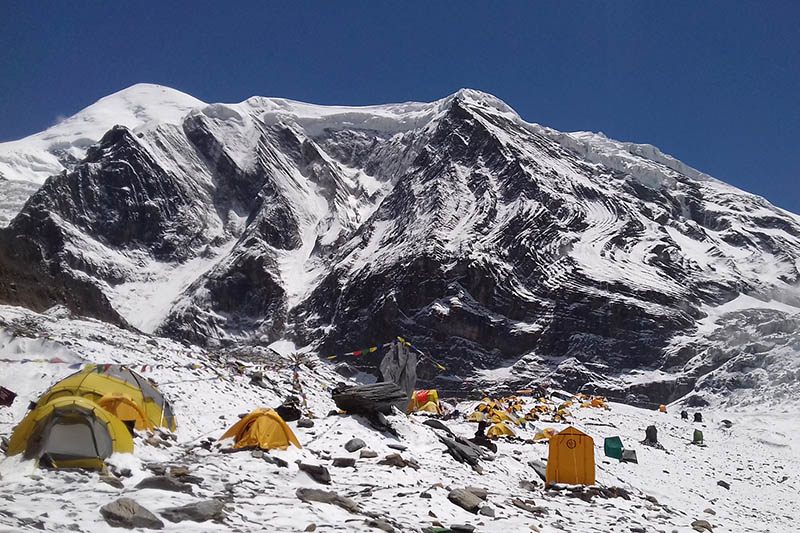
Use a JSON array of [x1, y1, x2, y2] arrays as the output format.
[[1, 85, 798, 405]]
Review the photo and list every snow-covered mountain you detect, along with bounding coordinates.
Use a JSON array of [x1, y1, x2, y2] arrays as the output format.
[[1, 84, 799, 405]]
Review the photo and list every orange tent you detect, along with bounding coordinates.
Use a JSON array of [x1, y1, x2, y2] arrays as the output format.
[[545, 426, 595, 485], [659, 405, 667, 413], [220, 409, 301, 450]]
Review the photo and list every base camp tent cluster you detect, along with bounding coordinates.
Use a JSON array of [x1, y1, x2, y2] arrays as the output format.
[[7, 365, 175, 468]]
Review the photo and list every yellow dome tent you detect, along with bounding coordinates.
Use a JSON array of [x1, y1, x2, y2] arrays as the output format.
[[407, 390, 441, 414], [466, 411, 486, 422], [416, 401, 442, 414], [490, 410, 521, 425], [219, 408, 301, 450], [97, 392, 154, 431], [534, 427, 557, 440], [487, 422, 515, 439], [37, 365, 176, 431], [8, 396, 133, 469], [545, 426, 595, 486]]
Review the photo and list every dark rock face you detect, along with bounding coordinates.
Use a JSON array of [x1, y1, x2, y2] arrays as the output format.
[[2, 89, 800, 403]]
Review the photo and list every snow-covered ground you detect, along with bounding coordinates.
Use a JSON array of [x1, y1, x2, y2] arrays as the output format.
[[1, 304, 796, 532]]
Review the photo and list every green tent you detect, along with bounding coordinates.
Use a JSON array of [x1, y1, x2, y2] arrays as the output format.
[[604, 436, 624, 460], [693, 429, 704, 443]]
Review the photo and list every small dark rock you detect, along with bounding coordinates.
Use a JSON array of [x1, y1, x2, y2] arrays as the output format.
[[360, 449, 378, 458], [422, 419, 453, 435], [450, 525, 476, 532], [448, 488, 483, 513], [478, 505, 495, 517], [100, 497, 164, 529], [365, 518, 395, 532], [387, 443, 407, 451], [159, 500, 226, 523], [264, 455, 289, 468], [345, 438, 366, 452], [332, 457, 356, 468], [100, 475, 124, 489], [717, 480, 730, 490], [296, 488, 359, 513], [299, 463, 331, 484], [465, 487, 488, 500], [135, 476, 193, 494], [297, 418, 315, 428]]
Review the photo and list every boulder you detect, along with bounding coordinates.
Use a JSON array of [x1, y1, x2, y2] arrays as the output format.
[[528, 459, 548, 482], [345, 438, 367, 452], [360, 449, 378, 458], [135, 476, 193, 494], [422, 419, 453, 435], [332, 383, 408, 415], [691, 519, 714, 532], [296, 488, 359, 513], [332, 457, 356, 468], [365, 518, 395, 532], [298, 463, 331, 484], [100, 498, 164, 529], [448, 488, 483, 513], [159, 500, 225, 523], [465, 487, 488, 500], [297, 418, 315, 428]]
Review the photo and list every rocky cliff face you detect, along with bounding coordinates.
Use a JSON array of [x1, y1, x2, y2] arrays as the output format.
[[1, 84, 798, 403]]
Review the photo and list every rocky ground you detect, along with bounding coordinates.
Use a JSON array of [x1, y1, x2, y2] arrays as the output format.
[[1, 304, 797, 532]]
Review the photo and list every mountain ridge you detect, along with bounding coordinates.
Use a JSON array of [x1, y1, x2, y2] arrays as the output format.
[[0, 84, 798, 407]]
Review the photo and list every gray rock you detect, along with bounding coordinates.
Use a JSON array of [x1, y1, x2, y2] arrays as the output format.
[[100, 475, 124, 489], [345, 438, 367, 452], [387, 443, 407, 451], [297, 418, 315, 428], [420, 491, 432, 499], [422, 419, 453, 435], [332, 457, 356, 468], [478, 505, 495, 517], [704, 508, 716, 515], [378, 453, 407, 468], [450, 525, 476, 532], [159, 500, 225, 523], [519, 479, 539, 491], [512, 498, 549, 516], [360, 449, 378, 458], [264, 455, 289, 468], [691, 519, 714, 532], [251, 450, 264, 459], [529, 459, 548, 482], [296, 488, 359, 513], [100, 498, 164, 529], [448, 488, 483, 513], [717, 480, 730, 490], [298, 463, 331, 484], [465, 487, 488, 500], [135, 476, 193, 494], [365, 518, 395, 532], [333, 383, 408, 415]]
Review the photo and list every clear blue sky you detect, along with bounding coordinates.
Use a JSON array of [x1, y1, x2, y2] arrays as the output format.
[[2, 2, 798, 213]]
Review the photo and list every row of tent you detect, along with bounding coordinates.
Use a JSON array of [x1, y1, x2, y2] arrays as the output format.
[[7, 365, 176, 468]]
